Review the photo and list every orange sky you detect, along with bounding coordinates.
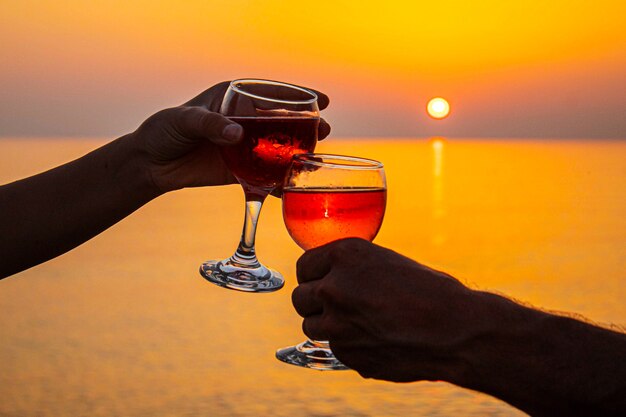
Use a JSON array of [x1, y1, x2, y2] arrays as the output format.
[[0, 0, 624, 138]]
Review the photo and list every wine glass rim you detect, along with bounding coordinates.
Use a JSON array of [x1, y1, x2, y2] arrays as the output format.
[[293, 153, 384, 170], [230, 79, 318, 105]]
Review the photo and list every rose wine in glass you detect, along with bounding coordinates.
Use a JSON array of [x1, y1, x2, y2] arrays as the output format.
[[283, 187, 386, 250], [276, 154, 387, 370], [199, 79, 320, 292]]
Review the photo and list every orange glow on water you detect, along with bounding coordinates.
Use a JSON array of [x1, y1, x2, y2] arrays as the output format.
[[1, 138, 624, 416]]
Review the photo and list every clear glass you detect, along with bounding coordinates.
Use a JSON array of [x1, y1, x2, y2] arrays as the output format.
[[199, 79, 320, 292], [276, 153, 387, 370]]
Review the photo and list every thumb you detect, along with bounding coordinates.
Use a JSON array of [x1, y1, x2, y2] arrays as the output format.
[[173, 106, 243, 145]]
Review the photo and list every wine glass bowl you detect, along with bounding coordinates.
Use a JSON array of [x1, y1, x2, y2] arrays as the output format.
[[218, 80, 321, 192], [199, 79, 320, 293], [276, 153, 387, 370]]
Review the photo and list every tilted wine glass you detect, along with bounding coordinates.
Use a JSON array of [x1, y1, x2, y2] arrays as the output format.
[[276, 153, 387, 370], [199, 79, 320, 293]]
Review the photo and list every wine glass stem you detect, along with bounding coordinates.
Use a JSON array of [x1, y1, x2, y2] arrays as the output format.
[[230, 188, 269, 267]]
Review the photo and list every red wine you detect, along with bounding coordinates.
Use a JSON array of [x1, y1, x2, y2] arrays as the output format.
[[282, 187, 387, 250], [220, 117, 319, 188]]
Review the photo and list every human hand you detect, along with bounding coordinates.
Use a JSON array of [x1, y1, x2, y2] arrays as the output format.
[[129, 81, 331, 194], [295, 239, 626, 416], [293, 238, 489, 383]]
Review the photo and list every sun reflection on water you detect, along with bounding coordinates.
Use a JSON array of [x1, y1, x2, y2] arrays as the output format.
[[431, 137, 447, 246]]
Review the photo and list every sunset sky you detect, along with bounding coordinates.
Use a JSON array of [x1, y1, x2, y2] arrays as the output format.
[[0, 0, 624, 138]]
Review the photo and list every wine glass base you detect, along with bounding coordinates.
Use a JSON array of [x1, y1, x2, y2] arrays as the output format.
[[276, 340, 349, 371], [200, 259, 284, 293]]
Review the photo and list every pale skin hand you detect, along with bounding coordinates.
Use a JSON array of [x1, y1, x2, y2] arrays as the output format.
[[0, 81, 330, 279], [293, 238, 626, 417]]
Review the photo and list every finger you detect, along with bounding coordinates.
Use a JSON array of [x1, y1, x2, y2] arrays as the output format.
[[183, 81, 231, 111], [327, 341, 371, 378], [292, 283, 323, 317], [302, 315, 328, 341], [296, 245, 333, 284], [173, 106, 243, 146], [309, 89, 330, 110], [319, 118, 331, 141]]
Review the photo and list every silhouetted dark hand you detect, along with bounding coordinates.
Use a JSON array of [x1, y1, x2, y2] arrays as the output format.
[[0, 81, 330, 278], [293, 238, 626, 417], [133, 81, 331, 193], [293, 237, 480, 382]]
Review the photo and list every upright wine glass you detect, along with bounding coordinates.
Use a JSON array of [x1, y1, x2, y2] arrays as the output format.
[[276, 153, 387, 370], [199, 79, 320, 293]]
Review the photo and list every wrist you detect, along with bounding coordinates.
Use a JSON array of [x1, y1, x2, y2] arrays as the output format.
[[110, 133, 163, 202], [103, 133, 163, 206], [449, 291, 626, 416], [450, 290, 543, 389]]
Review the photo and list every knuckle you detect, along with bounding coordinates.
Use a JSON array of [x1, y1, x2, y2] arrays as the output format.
[[302, 319, 321, 340], [295, 259, 308, 282], [321, 315, 342, 338], [291, 286, 301, 304], [326, 240, 348, 261], [291, 286, 307, 313], [295, 253, 309, 272], [176, 106, 224, 135], [177, 106, 202, 127], [301, 320, 310, 338], [327, 237, 366, 263], [199, 111, 223, 129], [315, 280, 336, 302], [296, 250, 322, 282], [140, 108, 175, 131], [337, 236, 366, 250]]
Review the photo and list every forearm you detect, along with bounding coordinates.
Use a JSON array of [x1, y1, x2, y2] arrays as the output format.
[[0, 134, 160, 278], [454, 291, 626, 416]]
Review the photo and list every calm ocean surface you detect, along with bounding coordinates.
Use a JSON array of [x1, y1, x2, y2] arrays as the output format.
[[1, 138, 624, 416]]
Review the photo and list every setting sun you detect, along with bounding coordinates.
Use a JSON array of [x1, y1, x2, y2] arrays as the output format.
[[427, 98, 450, 120]]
